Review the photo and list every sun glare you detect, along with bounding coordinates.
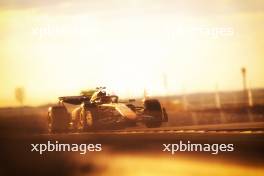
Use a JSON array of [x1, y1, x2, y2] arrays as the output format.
[[1, 2, 264, 106]]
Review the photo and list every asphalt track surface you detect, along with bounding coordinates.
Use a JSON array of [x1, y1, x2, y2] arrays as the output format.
[[37, 121, 264, 136], [1, 122, 264, 176]]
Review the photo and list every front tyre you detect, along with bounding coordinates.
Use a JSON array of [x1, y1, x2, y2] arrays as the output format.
[[144, 99, 163, 128]]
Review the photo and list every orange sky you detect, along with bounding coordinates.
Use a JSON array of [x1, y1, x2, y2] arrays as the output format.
[[0, 0, 264, 107]]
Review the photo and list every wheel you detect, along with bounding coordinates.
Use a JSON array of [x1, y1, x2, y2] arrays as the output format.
[[77, 110, 94, 131], [86, 111, 93, 127], [143, 99, 163, 128], [48, 106, 70, 133]]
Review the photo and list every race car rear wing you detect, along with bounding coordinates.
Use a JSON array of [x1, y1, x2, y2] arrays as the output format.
[[58, 96, 91, 105]]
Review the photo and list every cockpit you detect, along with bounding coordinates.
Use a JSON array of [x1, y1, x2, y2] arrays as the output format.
[[90, 88, 118, 104]]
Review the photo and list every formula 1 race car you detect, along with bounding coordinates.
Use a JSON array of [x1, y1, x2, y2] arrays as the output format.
[[47, 87, 168, 133]]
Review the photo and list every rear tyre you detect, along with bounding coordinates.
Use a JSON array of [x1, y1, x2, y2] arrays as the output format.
[[48, 106, 70, 133], [78, 110, 94, 131], [144, 99, 163, 128]]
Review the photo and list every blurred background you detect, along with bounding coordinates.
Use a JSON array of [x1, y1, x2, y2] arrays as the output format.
[[0, 0, 264, 106]]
